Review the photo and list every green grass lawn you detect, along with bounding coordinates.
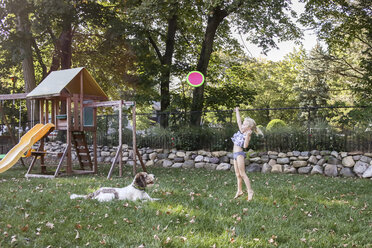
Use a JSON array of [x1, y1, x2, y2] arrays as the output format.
[[1, 165, 371, 248]]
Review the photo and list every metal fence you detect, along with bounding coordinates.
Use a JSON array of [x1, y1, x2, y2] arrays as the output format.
[[1, 106, 371, 153]]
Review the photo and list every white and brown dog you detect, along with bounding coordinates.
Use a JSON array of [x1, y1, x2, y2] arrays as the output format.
[[70, 172, 157, 202]]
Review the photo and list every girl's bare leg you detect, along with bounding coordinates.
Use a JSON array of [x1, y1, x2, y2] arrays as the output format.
[[236, 156, 254, 201], [233, 160, 243, 198]]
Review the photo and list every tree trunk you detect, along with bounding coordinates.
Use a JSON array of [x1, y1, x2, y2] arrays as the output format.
[[160, 10, 178, 128], [190, 7, 228, 126], [16, 6, 37, 122], [60, 21, 72, 69]]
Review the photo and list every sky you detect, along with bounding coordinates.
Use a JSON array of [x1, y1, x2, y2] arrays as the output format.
[[236, 0, 318, 61]]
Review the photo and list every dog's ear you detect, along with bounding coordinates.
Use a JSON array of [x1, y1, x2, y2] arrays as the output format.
[[135, 173, 147, 188]]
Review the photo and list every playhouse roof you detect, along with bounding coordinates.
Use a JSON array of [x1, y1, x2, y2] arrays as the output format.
[[27, 67, 108, 100]]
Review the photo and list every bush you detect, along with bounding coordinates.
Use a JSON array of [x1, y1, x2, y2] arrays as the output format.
[[266, 119, 286, 131]]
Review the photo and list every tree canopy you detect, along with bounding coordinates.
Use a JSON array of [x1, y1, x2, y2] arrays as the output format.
[[0, 0, 369, 130]]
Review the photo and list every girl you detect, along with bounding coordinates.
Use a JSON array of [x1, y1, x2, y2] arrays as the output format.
[[231, 107, 262, 201]]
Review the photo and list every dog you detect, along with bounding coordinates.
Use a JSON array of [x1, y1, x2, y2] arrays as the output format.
[[70, 172, 157, 202]]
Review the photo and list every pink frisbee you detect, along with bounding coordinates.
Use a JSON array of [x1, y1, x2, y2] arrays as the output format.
[[187, 71, 205, 87]]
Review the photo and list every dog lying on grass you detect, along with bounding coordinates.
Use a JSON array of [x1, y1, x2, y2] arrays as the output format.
[[70, 172, 158, 202]]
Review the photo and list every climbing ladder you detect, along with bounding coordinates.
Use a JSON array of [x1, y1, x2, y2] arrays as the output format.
[[71, 131, 93, 170]]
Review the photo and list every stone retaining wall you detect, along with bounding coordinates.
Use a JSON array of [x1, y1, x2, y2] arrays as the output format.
[[44, 141, 372, 179]]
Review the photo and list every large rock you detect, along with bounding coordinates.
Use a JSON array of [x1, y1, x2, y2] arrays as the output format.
[[163, 159, 173, 168], [277, 157, 290, 164], [320, 150, 331, 156], [348, 151, 363, 156], [268, 159, 277, 166], [352, 155, 361, 161], [301, 151, 310, 157], [168, 153, 176, 159], [327, 156, 341, 165], [246, 163, 261, 173], [331, 151, 339, 158], [212, 151, 227, 157], [198, 150, 211, 156], [364, 153, 372, 157], [293, 161, 308, 168], [311, 150, 320, 156], [340, 152, 348, 158], [353, 161, 369, 176], [149, 152, 158, 160], [145, 160, 154, 167], [271, 164, 283, 173], [261, 155, 269, 163], [311, 165, 323, 175], [183, 160, 195, 169], [220, 156, 229, 163], [204, 163, 217, 170], [298, 166, 312, 174], [298, 156, 309, 160], [362, 166, 372, 178], [249, 157, 261, 163], [176, 151, 186, 157], [154, 159, 164, 167], [340, 167, 356, 177], [268, 151, 278, 156], [292, 151, 301, 156], [157, 153, 169, 159], [317, 159, 326, 166], [209, 157, 220, 164], [308, 155, 318, 164], [216, 163, 231, 171], [360, 156, 372, 164], [101, 151, 111, 157], [342, 156, 355, 168], [194, 155, 204, 162], [174, 157, 184, 162], [172, 163, 183, 168], [262, 163, 272, 173], [283, 165, 297, 174], [278, 152, 287, 158], [324, 164, 338, 177], [195, 162, 205, 169]]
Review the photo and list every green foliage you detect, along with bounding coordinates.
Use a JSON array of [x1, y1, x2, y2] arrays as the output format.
[[300, 0, 372, 102], [266, 119, 286, 131], [294, 45, 330, 123]]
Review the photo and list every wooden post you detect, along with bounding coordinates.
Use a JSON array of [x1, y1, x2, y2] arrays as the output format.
[[93, 107, 97, 173], [66, 97, 72, 175], [45, 100, 49, 123], [55, 100, 59, 129], [73, 94, 79, 131], [51, 99, 56, 125], [39, 99, 44, 124], [132, 103, 137, 175], [119, 100, 123, 177], [80, 72, 84, 131]]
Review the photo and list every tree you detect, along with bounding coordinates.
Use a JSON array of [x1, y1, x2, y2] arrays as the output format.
[[123, 0, 180, 128], [300, 0, 372, 102], [190, 0, 302, 126], [0, 0, 36, 121], [294, 44, 330, 123]]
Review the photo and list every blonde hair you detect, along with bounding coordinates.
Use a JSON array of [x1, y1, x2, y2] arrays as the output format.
[[243, 117, 263, 136]]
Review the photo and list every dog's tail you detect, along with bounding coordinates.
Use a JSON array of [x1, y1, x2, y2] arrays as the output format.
[[70, 194, 88, 200]]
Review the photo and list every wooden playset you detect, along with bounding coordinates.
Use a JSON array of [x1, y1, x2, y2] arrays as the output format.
[[0, 67, 143, 178]]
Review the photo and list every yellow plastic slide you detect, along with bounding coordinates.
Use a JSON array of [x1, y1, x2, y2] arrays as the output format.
[[0, 123, 55, 173]]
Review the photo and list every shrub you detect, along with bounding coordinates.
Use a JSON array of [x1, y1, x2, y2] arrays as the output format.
[[266, 119, 287, 131]]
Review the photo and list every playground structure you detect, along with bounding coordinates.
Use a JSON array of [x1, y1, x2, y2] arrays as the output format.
[[0, 67, 143, 178]]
